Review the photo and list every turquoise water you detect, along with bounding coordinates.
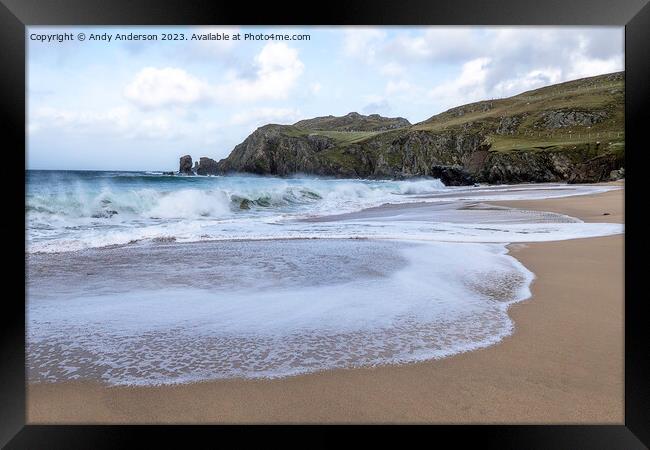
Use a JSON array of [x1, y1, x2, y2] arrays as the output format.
[[26, 170, 620, 253]]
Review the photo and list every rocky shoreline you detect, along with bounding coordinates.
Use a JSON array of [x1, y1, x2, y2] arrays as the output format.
[[172, 72, 625, 185]]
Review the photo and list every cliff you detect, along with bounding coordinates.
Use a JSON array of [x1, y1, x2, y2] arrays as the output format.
[[203, 72, 625, 184]]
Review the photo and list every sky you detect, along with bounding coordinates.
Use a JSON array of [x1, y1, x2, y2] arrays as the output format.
[[27, 26, 624, 171]]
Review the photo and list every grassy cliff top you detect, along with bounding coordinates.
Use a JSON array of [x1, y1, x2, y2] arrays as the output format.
[[293, 112, 411, 132], [412, 71, 624, 151], [260, 72, 624, 153]]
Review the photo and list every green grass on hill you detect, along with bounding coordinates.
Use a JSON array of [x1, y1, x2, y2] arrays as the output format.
[[410, 72, 624, 156], [293, 112, 410, 132], [279, 126, 386, 146], [277, 72, 624, 160]]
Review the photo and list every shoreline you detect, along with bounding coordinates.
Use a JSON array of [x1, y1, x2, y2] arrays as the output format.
[[27, 187, 624, 424]]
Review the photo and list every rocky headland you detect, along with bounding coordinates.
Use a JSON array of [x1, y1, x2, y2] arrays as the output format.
[[177, 72, 625, 185]]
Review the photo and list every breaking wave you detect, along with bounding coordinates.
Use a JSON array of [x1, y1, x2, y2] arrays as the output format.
[[26, 172, 446, 221], [26, 170, 620, 253]]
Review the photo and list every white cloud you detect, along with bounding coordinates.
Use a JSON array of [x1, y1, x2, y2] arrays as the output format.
[[492, 68, 563, 97], [124, 67, 210, 109], [343, 28, 479, 79], [428, 57, 491, 109], [345, 27, 623, 109], [124, 42, 305, 108], [565, 55, 622, 80], [342, 27, 625, 121], [213, 42, 304, 103], [343, 28, 386, 63], [387, 28, 478, 62]]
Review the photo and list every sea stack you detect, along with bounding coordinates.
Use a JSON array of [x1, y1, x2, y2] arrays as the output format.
[[179, 155, 193, 175], [196, 157, 220, 176]]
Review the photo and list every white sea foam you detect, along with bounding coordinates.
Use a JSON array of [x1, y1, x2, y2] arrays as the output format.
[[148, 189, 232, 219], [28, 240, 534, 385], [27, 217, 623, 254]]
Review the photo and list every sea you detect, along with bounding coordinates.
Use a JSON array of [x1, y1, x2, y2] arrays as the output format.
[[26, 170, 624, 385]]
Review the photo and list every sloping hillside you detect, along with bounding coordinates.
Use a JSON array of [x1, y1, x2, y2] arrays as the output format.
[[212, 72, 624, 184]]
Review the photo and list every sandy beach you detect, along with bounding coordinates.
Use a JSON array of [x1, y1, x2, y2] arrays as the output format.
[[27, 185, 624, 424]]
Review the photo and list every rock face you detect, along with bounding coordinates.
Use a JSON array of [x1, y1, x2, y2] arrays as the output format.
[[536, 110, 609, 129], [196, 157, 220, 176], [496, 115, 523, 135], [430, 165, 475, 186], [214, 125, 480, 185], [567, 153, 624, 184], [215, 125, 336, 177], [205, 72, 625, 185], [179, 155, 193, 175], [609, 167, 625, 181]]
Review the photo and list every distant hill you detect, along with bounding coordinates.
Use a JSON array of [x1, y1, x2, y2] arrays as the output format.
[[204, 72, 624, 184], [293, 112, 411, 132]]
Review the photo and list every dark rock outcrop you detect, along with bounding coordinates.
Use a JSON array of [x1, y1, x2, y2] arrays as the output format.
[[196, 157, 220, 176], [179, 155, 193, 175], [91, 209, 118, 218], [429, 166, 475, 186], [567, 153, 624, 184], [478, 150, 575, 184], [609, 167, 625, 181], [536, 110, 609, 129], [496, 115, 523, 135]]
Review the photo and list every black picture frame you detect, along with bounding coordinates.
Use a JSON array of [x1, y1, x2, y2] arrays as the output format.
[[2, 0, 648, 447]]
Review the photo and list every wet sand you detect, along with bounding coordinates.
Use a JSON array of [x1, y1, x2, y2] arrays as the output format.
[[27, 187, 624, 424]]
